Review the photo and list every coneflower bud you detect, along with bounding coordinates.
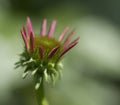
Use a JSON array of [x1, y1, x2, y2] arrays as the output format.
[[15, 17, 79, 90]]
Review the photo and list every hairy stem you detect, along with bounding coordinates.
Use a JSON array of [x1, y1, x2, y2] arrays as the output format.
[[35, 79, 49, 105]]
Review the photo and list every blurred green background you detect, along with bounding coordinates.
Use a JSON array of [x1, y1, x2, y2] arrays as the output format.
[[0, 0, 120, 105]]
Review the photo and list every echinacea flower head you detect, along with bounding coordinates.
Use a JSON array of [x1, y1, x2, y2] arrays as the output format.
[[16, 17, 79, 90]]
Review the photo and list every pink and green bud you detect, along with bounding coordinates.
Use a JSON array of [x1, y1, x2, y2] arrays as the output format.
[[16, 17, 79, 89]]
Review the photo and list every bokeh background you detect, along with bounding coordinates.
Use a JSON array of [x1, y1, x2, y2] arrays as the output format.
[[0, 0, 120, 105]]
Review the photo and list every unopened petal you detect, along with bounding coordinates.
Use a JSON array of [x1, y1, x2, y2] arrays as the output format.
[[48, 46, 60, 58], [26, 17, 34, 37], [30, 32, 34, 53], [63, 28, 76, 46], [59, 37, 79, 58], [20, 29, 29, 51], [58, 26, 69, 41], [41, 19, 47, 36], [48, 20, 56, 37], [38, 46, 44, 58]]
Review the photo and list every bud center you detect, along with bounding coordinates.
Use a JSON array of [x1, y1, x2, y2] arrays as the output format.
[[31, 35, 63, 60]]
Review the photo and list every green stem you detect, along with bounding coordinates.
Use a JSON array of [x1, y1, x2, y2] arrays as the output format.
[[35, 79, 49, 105]]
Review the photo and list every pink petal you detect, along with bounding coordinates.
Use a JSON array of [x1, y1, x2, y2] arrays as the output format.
[[20, 29, 29, 51], [26, 17, 34, 37], [59, 42, 78, 58], [63, 28, 76, 46], [30, 32, 34, 53], [58, 26, 69, 41], [41, 19, 47, 36], [23, 26, 27, 38], [38, 46, 44, 58], [59, 37, 80, 58], [65, 37, 80, 49], [48, 46, 60, 58], [48, 20, 56, 37]]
